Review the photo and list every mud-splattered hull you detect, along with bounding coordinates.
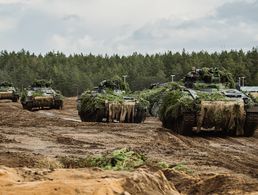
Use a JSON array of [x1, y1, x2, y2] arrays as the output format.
[[22, 97, 63, 110], [0, 92, 13, 99]]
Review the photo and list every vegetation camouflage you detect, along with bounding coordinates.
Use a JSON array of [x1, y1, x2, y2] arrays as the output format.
[[0, 81, 19, 102], [21, 79, 63, 111], [159, 67, 257, 136], [78, 77, 147, 123]]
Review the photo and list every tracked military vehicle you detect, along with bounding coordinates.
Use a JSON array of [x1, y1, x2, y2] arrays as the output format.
[[160, 67, 258, 136], [240, 86, 258, 103], [0, 81, 19, 102], [21, 80, 63, 111], [138, 82, 182, 117], [77, 78, 147, 123]]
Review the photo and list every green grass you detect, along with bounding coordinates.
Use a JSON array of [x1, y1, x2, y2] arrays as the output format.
[[156, 161, 193, 174], [59, 148, 146, 171], [173, 163, 193, 174]]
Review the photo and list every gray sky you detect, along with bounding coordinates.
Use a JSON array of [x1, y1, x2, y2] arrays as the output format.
[[0, 0, 257, 55]]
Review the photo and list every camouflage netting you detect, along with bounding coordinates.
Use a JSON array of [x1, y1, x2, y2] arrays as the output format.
[[31, 79, 53, 88], [0, 81, 19, 101], [98, 76, 130, 92], [138, 82, 183, 116], [197, 101, 246, 135], [159, 90, 196, 128], [79, 91, 147, 123], [23, 79, 62, 98], [250, 92, 258, 103], [0, 81, 12, 87], [78, 77, 147, 123], [21, 86, 46, 101], [185, 67, 235, 89], [21, 80, 63, 110], [160, 90, 246, 135]]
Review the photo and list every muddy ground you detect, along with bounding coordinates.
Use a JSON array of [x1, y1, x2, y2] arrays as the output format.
[[0, 98, 258, 194]]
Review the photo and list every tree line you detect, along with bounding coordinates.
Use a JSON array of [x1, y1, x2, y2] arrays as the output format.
[[0, 49, 257, 96]]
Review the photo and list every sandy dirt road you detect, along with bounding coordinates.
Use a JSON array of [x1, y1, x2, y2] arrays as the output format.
[[0, 97, 258, 194]]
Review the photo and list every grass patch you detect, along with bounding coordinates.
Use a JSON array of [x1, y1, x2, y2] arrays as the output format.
[[156, 161, 170, 169], [35, 157, 63, 170], [59, 148, 146, 171], [173, 163, 193, 174], [155, 161, 193, 174]]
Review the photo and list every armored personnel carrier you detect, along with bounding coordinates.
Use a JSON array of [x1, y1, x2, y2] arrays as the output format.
[[77, 78, 147, 123], [160, 67, 258, 136], [21, 80, 63, 111], [0, 81, 19, 102], [138, 82, 182, 117], [240, 86, 258, 103]]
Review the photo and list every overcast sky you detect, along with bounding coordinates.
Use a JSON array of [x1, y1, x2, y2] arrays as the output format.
[[0, 0, 257, 55]]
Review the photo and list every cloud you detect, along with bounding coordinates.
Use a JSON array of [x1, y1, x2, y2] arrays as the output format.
[[61, 14, 80, 22], [216, 0, 258, 23], [0, 0, 257, 54], [0, 17, 17, 31], [116, 0, 258, 53], [0, 0, 24, 4], [0, 0, 41, 5], [49, 34, 105, 54]]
